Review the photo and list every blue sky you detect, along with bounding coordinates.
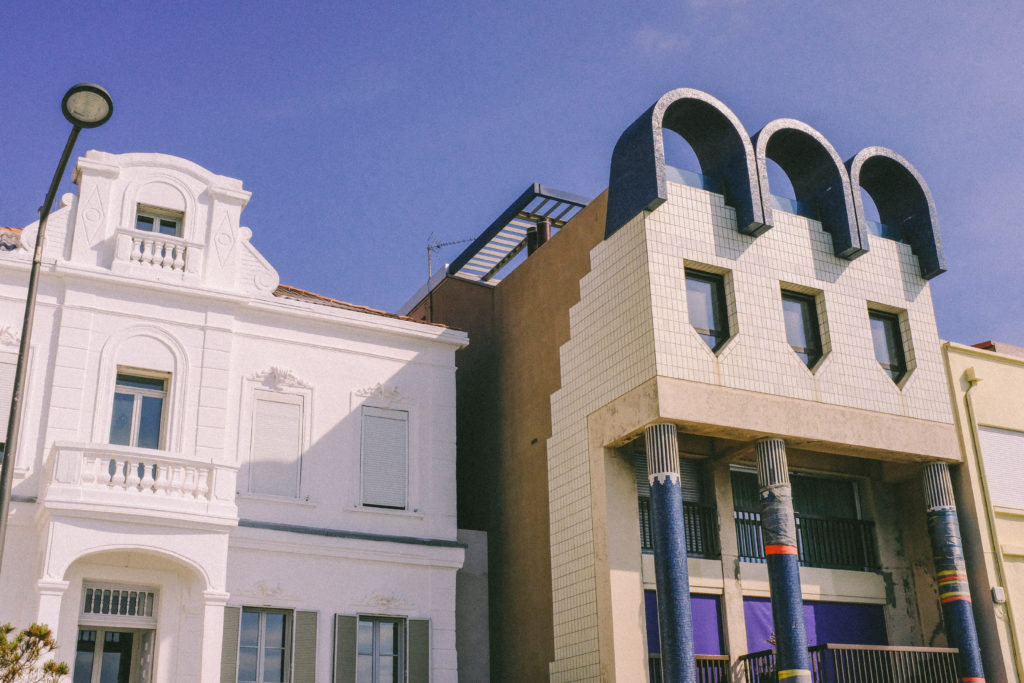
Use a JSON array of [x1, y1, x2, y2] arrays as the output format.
[[2, 1, 1021, 346]]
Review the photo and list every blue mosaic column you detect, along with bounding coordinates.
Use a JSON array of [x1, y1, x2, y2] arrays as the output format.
[[923, 462, 986, 682], [755, 438, 811, 683], [644, 422, 696, 683]]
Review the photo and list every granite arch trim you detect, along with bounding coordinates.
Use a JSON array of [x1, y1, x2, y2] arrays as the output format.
[[847, 147, 945, 279], [606, 88, 767, 239], [753, 118, 865, 259]]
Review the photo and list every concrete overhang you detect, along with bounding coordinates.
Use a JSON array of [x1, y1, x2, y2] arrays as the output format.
[[589, 376, 960, 463]]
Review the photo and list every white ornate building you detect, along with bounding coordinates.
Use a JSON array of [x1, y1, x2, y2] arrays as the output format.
[[0, 151, 468, 682]]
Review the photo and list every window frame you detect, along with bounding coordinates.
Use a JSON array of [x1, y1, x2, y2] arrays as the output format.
[[360, 406, 410, 510], [868, 309, 907, 383], [238, 608, 292, 683], [684, 268, 730, 352], [135, 204, 184, 238], [781, 290, 823, 368], [108, 370, 169, 450], [356, 615, 405, 683]]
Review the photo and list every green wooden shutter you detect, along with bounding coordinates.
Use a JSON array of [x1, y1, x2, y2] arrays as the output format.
[[293, 611, 317, 683], [408, 619, 429, 683], [333, 615, 357, 683], [221, 606, 241, 683]]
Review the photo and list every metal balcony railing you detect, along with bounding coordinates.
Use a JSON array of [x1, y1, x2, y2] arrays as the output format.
[[738, 644, 960, 683], [649, 655, 731, 682], [639, 498, 721, 559], [735, 511, 879, 571]]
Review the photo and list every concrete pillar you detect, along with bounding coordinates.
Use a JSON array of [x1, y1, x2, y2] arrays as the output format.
[[922, 462, 986, 682], [644, 423, 695, 683], [710, 459, 748, 671], [36, 578, 69, 632], [200, 590, 230, 683], [755, 438, 811, 683]]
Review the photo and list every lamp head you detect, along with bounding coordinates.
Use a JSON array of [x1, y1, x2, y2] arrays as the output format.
[[61, 83, 113, 128]]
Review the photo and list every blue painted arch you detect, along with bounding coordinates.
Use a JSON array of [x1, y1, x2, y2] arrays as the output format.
[[847, 147, 946, 279], [606, 88, 768, 239], [753, 119, 866, 259]]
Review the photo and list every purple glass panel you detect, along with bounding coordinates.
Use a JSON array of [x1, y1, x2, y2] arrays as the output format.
[[743, 597, 887, 651], [645, 591, 724, 655]]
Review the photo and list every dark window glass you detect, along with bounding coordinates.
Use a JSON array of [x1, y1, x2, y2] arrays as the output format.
[[109, 373, 167, 449], [158, 219, 179, 236], [869, 310, 906, 382], [135, 216, 155, 232], [685, 269, 729, 351], [781, 291, 822, 367]]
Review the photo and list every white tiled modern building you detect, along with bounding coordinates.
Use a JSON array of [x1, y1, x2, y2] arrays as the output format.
[[404, 89, 985, 682], [0, 151, 468, 683]]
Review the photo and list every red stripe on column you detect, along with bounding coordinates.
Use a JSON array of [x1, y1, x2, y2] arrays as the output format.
[[764, 544, 798, 555]]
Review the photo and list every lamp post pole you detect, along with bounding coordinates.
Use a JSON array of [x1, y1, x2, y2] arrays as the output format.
[[0, 84, 112, 580]]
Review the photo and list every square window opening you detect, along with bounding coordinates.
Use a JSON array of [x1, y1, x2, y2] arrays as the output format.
[[238, 608, 291, 683], [868, 309, 907, 383], [781, 290, 822, 368], [685, 269, 730, 352], [135, 205, 183, 238], [109, 371, 168, 450]]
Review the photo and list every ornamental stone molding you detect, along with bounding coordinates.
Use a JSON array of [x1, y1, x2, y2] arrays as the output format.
[[250, 367, 311, 390], [354, 383, 406, 404], [0, 325, 21, 347]]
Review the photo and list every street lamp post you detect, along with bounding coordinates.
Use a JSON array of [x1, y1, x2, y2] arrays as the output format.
[[0, 84, 113, 579]]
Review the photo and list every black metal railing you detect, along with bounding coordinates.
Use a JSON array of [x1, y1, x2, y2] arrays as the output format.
[[738, 644, 960, 683], [639, 498, 720, 558], [734, 511, 878, 571], [649, 655, 731, 682]]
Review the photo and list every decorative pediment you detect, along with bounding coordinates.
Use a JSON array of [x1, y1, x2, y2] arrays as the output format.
[[250, 367, 311, 390]]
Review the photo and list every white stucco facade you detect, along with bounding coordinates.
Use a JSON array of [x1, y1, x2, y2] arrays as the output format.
[[0, 151, 467, 682]]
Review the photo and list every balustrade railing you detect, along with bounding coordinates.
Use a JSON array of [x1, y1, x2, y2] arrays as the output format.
[[45, 443, 237, 522], [735, 511, 878, 571], [739, 644, 960, 683], [649, 655, 731, 682], [639, 498, 720, 558], [84, 452, 211, 499], [115, 229, 190, 273]]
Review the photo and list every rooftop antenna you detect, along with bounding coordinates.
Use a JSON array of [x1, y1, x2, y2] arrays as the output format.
[[427, 233, 473, 279]]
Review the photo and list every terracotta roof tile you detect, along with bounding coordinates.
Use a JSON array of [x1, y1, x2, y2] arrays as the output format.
[[272, 284, 447, 328]]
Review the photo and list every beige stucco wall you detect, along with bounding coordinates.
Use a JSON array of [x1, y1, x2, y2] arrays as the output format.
[[945, 342, 1024, 683]]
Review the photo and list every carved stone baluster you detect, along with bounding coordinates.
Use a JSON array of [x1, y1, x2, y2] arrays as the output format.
[[110, 458, 126, 488], [171, 467, 186, 496], [126, 460, 141, 491], [196, 469, 210, 500], [160, 240, 174, 269], [142, 238, 155, 265], [130, 236, 143, 263], [140, 462, 155, 493], [153, 465, 170, 496], [181, 467, 195, 497], [81, 455, 98, 486], [172, 245, 185, 271]]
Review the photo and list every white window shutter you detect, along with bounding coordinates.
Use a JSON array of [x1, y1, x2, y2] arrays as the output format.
[[0, 362, 15, 442], [978, 426, 1024, 510], [250, 392, 303, 497], [361, 407, 408, 508]]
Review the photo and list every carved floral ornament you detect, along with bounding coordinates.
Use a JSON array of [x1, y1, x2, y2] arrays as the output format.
[[250, 366, 311, 390], [354, 383, 406, 404], [0, 325, 20, 347]]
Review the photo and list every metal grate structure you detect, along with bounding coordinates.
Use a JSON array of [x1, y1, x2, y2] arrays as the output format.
[[447, 184, 590, 282]]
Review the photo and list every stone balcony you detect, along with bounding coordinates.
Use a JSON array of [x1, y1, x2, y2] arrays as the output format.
[[110, 228, 203, 283], [43, 442, 238, 528]]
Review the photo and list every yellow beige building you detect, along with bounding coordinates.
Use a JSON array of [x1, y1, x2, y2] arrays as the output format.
[[945, 339, 1024, 683]]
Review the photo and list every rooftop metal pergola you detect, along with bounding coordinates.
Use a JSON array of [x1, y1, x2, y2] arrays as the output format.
[[447, 184, 590, 282]]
